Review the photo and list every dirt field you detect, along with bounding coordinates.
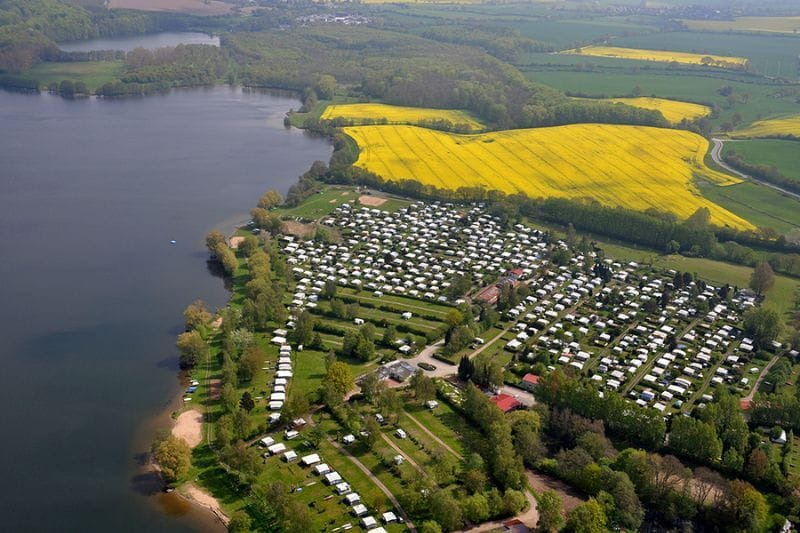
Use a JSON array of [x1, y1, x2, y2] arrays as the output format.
[[172, 409, 204, 448], [108, 0, 232, 16], [359, 195, 387, 207], [526, 471, 586, 513], [283, 220, 315, 237], [208, 379, 222, 401]]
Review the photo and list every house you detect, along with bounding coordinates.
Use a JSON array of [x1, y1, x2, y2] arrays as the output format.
[[382, 512, 397, 524], [521, 373, 540, 391], [344, 493, 361, 505], [490, 393, 521, 413], [267, 443, 286, 455], [259, 436, 275, 448], [425, 400, 439, 409], [361, 516, 378, 530], [325, 472, 343, 485], [394, 428, 407, 439], [314, 463, 331, 475], [335, 482, 352, 495], [352, 504, 368, 517]]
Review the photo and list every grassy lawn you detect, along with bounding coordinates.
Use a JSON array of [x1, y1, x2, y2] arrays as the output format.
[[404, 401, 466, 458], [723, 139, 800, 182], [25, 61, 124, 92], [339, 288, 454, 318], [698, 180, 800, 234], [274, 186, 357, 220]]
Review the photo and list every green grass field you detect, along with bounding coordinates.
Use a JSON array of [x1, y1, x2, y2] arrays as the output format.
[[697, 180, 800, 234], [275, 187, 356, 220], [723, 140, 800, 182], [24, 61, 124, 92]]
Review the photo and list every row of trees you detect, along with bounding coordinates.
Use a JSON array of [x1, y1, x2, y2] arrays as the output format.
[[724, 149, 800, 195]]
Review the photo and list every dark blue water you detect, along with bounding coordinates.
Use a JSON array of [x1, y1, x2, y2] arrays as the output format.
[[0, 86, 330, 532], [59, 32, 219, 52]]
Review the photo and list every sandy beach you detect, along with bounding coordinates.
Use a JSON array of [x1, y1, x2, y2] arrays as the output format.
[[172, 409, 203, 448]]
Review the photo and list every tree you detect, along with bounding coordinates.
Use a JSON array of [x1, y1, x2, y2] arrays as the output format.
[[381, 325, 397, 347], [257, 190, 282, 210], [430, 490, 463, 531], [743, 307, 783, 348], [420, 521, 443, 533], [206, 230, 226, 255], [462, 493, 490, 523], [749, 262, 775, 296], [669, 416, 723, 465], [537, 490, 565, 533], [176, 331, 207, 369], [232, 409, 251, 440], [363, 417, 381, 450], [282, 390, 310, 422], [238, 345, 263, 382], [565, 498, 607, 533], [183, 300, 211, 330], [360, 372, 385, 405], [239, 391, 255, 412], [227, 510, 251, 533], [724, 480, 769, 533], [458, 355, 474, 381], [221, 382, 238, 413], [324, 361, 354, 400], [291, 310, 316, 346], [152, 435, 192, 484], [322, 279, 337, 300], [410, 371, 436, 403], [314, 74, 337, 100]]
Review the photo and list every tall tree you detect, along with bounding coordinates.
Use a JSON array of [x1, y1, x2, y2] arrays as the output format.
[[749, 262, 775, 297], [536, 490, 565, 533]]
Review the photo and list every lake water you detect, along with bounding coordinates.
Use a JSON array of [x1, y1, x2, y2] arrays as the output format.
[[0, 86, 331, 531], [59, 32, 219, 52]]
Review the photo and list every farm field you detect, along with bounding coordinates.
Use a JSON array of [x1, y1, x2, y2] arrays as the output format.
[[321, 103, 483, 130], [612, 32, 800, 79], [344, 123, 753, 229], [681, 16, 800, 34], [696, 180, 800, 235], [731, 114, 800, 139], [573, 96, 711, 123], [560, 45, 748, 68], [723, 140, 800, 182]]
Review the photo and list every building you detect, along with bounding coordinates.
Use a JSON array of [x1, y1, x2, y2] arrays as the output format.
[[521, 373, 540, 391], [490, 393, 522, 413]]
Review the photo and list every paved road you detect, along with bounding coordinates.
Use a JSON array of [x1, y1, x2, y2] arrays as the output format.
[[710, 138, 800, 201]]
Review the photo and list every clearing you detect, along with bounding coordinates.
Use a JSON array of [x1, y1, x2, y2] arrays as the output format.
[[108, 0, 232, 15], [173, 409, 203, 448], [344, 123, 751, 229]]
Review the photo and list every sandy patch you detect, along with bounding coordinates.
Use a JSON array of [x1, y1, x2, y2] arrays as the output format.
[[341, 191, 351, 196], [172, 409, 203, 448], [359, 195, 387, 207], [228, 236, 245, 250], [183, 483, 230, 525], [109, 0, 232, 15], [283, 220, 315, 237], [527, 471, 586, 513], [208, 379, 222, 401]]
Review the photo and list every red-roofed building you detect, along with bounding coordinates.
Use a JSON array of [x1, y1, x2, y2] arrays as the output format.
[[475, 285, 501, 305], [521, 373, 540, 391], [490, 393, 521, 413]]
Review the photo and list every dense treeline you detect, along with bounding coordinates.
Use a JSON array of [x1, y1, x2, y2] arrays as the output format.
[[95, 44, 226, 96], [419, 24, 554, 63], [724, 149, 800, 195]]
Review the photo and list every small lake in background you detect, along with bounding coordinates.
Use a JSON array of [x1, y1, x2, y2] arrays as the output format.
[[58, 31, 219, 52]]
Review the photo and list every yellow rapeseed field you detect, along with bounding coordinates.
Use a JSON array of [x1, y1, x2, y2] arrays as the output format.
[[732, 114, 800, 139], [321, 103, 483, 130], [344, 124, 753, 229], [561, 45, 748, 68], [593, 97, 711, 124]]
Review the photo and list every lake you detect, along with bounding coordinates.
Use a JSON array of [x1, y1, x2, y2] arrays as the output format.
[[0, 86, 331, 531], [59, 31, 219, 53]]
